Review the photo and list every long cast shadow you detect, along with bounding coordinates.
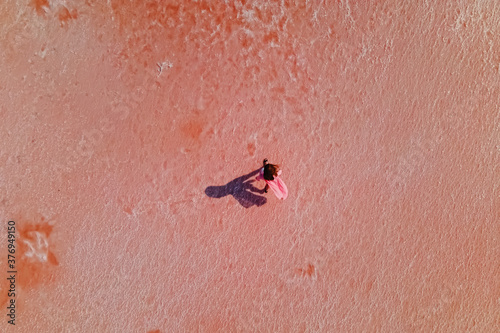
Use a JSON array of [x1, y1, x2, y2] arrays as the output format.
[[205, 169, 267, 208]]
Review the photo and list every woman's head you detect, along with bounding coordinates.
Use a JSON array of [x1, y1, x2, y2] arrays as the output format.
[[263, 163, 280, 181]]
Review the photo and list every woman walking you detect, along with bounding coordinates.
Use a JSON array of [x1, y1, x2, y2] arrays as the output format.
[[256, 159, 288, 200]]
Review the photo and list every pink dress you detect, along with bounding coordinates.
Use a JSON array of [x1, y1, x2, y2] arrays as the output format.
[[256, 168, 288, 200]]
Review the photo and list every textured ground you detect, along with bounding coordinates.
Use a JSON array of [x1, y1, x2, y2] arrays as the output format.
[[1, 0, 499, 332]]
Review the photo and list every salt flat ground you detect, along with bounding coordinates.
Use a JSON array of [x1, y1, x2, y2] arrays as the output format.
[[1, 0, 499, 332]]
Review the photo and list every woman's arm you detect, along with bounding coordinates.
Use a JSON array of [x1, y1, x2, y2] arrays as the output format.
[[256, 167, 264, 181]]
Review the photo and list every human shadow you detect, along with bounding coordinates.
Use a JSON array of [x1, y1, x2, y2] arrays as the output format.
[[205, 169, 267, 208]]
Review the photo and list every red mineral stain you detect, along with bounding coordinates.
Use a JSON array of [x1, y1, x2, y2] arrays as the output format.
[[103, 1, 243, 73], [57, 6, 78, 27], [17, 221, 59, 289], [147, 330, 161, 333], [47, 251, 59, 266], [296, 263, 315, 277], [247, 142, 256, 156], [263, 31, 279, 44], [0, 218, 59, 308], [181, 120, 204, 140], [31, 0, 50, 15], [271, 86, 286, 94], [239, 33, 253, 48]]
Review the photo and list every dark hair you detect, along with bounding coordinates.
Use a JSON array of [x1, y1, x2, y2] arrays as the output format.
[[263, 163, 280, 181]]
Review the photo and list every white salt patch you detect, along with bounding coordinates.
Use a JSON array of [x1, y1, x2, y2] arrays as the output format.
[[157, 60, 173, 77], [22, 231, 49, 262]]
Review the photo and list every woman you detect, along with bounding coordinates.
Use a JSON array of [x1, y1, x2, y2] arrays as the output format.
[[256, 159, 288, 200]]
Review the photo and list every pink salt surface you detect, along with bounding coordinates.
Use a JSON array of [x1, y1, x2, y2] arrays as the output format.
[[0, 1, 499, 332]]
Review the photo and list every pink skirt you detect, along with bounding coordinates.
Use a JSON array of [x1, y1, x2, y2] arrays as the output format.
[[256, 168, 288, 200]]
